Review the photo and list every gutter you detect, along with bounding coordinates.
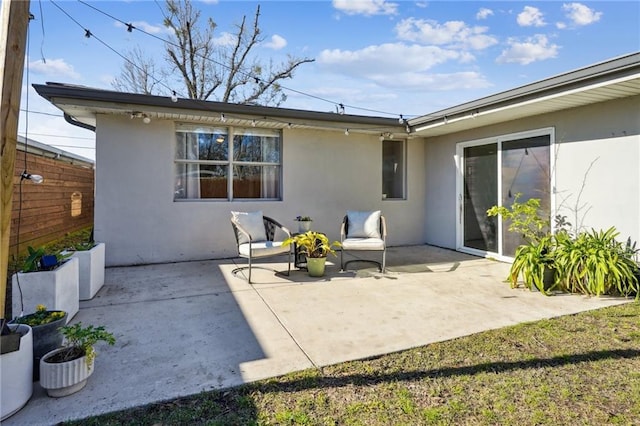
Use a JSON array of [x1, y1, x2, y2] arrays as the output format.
[[64, 113, 95, 132]]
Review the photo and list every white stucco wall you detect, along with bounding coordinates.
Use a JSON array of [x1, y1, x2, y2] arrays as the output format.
[[423, 95, 640, 251], [95, 116, 426, 266]]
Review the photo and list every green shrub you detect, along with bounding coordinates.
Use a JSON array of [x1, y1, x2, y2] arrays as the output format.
[[554, 227, 639, 298]]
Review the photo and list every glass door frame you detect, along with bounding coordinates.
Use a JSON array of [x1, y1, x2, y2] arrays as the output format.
[[455, 127, 556, 261]]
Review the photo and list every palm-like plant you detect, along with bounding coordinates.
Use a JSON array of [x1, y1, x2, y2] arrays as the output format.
[[554, 227, 639, 298], [283, 231, 341, 258]]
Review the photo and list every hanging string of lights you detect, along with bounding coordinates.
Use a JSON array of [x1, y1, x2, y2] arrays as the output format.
[[49, 0, 412, 121]]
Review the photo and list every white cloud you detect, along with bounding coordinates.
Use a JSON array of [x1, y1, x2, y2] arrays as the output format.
[[332, 0, 398, 16], [415, 2, 428, 8], [562, 3, 602, 26], [555, 21, 567, 29], [369, 71, 491, 91], [114, 21, 168, 35], [497, 35, 559, 65], [476, 8, 494, 20], [28, 58, 81, 80], [395, 18, 498, 50], [517, 6, 546, 27], [318, 43, 467, 75], [263, 35, 287, 50], [213, 32, 236, 47]]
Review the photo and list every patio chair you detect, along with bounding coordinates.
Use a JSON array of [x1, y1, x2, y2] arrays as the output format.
[[231, 211, 292, 284], [340, 210, 387, 273]]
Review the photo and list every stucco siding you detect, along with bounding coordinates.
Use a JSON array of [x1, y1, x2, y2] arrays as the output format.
[[424, 95, 640, 251], [95, 117, 426, 266]]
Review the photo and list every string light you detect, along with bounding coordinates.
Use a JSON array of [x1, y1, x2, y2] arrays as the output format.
[[398, 114, 404, 124], [171, 91, 178, 102], [251, 119, 256, 127], [220, 113, 226, 122], [344, 128, 349, 136]]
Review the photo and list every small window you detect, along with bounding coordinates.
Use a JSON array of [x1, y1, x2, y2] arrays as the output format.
[[382, 139, 405, 199]]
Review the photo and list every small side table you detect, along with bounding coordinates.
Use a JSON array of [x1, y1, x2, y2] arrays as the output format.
[[292, 233, 307, 269]]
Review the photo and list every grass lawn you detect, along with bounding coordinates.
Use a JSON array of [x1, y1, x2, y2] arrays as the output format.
[[68, 301, 639, 425]]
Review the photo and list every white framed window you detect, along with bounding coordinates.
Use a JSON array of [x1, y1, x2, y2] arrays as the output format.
[[174, 124, 282, 200], [382, 139, 406, 200]]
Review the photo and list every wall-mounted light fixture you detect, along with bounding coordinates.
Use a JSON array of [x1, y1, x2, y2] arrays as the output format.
[[21, 170, 44, 184]]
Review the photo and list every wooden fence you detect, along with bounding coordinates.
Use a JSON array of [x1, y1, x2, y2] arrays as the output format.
[[9, 147, 94, 257]]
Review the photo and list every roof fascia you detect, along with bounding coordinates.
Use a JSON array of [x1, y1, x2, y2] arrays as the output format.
[[409, 52, 640, 128], [33, 83, 405, 130]]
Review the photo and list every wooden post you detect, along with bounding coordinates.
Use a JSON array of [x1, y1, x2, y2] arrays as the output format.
[[0, 0, 30, 318]]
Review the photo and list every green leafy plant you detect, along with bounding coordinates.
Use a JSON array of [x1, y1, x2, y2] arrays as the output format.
[[71, 241, 97, 251], [554, 227, 639, 299], [21, 245, 71, 272], [13, 304, 65, 326], [49, 323, 116, 366], [508, 235, 557, 294], [487, 193, 550, 244], [283, 231, 341, 258], [294, 216, 312, 222]]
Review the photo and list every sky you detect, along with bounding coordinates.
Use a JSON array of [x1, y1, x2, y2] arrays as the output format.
[[17, 0, 640, 161]]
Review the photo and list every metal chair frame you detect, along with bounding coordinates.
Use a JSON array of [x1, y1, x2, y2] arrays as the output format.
[[231, 215, 292, 283]]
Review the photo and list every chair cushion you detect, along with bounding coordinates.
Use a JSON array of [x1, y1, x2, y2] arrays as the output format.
[[232, 211, 267, 244], [238, 241, 290, 257], [347, 210, 381, 239], [341, 237, 385, 251]]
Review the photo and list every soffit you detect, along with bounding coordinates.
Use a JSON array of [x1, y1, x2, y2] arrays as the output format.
[[411, 75, 640, 137]]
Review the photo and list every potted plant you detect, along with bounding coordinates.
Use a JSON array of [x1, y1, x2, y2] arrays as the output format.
[[294, 215, 313, 233], [487, 194, 558, 294], [11, 246, 79, 321], [68, 240, 106, 300], [0, 321, 33, 420], [11, 304, 67, 381], [283, 231, 341, 277], [40, 322, 115, 397]]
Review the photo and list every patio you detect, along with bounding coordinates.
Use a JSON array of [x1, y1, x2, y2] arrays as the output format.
[[4, 245, 631, 425]]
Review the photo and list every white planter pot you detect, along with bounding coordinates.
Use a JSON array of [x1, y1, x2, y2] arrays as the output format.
[[1, 324, 33, 421], [40, 348, 94, 397], [72, 242, 105, 300], [298, 221, 312, 233], [12, 257, 79, 322]]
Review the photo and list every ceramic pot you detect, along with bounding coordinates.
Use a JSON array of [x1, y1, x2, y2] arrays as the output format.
[[306, 257, 327, 277], [40, 347, 94, 397], [1, 325, 33, 420], [298, 221, 312, 233]]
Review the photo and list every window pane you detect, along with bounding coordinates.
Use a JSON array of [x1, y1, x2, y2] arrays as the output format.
[[382, 140, 405, 199], [501, 135, 550, 256], [175, 164, 228, 199], [233, 165, 280, 199], [233, 129, 280, 163], [176, 129, 227, 161], [463, 144, 498, 252]]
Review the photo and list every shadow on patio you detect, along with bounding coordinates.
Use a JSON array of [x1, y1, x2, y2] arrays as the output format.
[[4, 245, 629, 425]]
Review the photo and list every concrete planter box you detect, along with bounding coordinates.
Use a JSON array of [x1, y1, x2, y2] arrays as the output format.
[[12, 257, 79, 322], [72, 243, 105, 300], [0, 324, 33, 420]]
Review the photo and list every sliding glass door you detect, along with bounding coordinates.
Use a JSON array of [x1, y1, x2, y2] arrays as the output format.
[[458, 129, 552, 258]]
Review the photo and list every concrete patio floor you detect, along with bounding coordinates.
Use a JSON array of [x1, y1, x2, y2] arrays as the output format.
[[4, 245, 631, 425]]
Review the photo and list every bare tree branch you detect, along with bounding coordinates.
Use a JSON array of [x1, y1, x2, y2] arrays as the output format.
[[115, 0, 314, 106]]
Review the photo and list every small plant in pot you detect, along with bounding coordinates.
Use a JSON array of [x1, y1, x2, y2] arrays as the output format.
[[11, 304, 67, 381], [40, 322, 115, 397], [283, 231, 341, 277], [294, 215, 313, 233]]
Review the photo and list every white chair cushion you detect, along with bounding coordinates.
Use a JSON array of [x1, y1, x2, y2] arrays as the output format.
[[341, 238, 385, 251], [347, 210, 381, 239], [232, 211, 267, 244], [238, 241, 290, 257]]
